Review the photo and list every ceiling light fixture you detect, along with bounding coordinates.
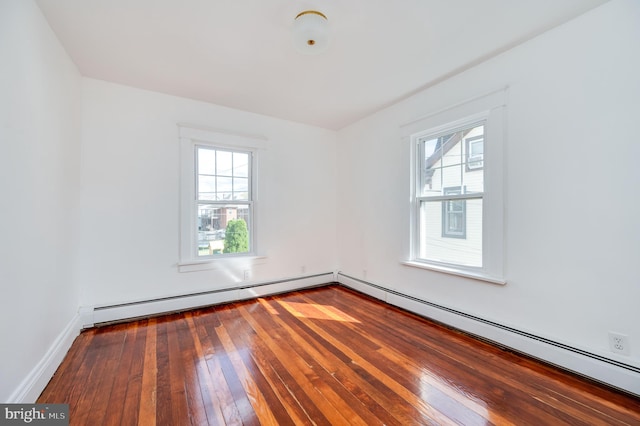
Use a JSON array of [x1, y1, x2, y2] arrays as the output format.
[[292, 10, 329, 54]]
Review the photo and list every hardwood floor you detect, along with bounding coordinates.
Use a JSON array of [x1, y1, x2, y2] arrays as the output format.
[[39, 284, 640, 425]]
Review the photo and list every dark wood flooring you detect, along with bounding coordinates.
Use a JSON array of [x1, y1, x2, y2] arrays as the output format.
[[38, 284, 640, 425]]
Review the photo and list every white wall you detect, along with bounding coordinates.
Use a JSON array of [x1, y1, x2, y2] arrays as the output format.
[[0, 0, 82, 402], [337, 0, 640, 369], [77, 79, 338, 307]]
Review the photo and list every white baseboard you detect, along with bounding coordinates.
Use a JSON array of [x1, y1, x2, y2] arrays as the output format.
[[82, 273, 336, 327], [337, 272, 640, 397], [7, 313, 82, 403]]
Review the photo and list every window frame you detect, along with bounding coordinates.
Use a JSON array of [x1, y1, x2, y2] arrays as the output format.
[[178, 125, 266, 272], [401, 88, 506, 285]]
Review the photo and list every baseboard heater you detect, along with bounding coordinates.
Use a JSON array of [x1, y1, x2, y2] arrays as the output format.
[[82, 272, 335, 327], [336, 272, 640, 396]]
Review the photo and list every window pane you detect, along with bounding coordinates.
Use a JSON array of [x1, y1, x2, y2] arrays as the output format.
[[419, 199, 482, 267], [216, 176, 233, 195], [216, 151, 233, 176], [198, 175, 216, 200], [233, 177, 249, 200], [233, 152, 249, 177], [198, 148, 216, 175], [197, 204, 251, 256], [441, 163, 463, 189]]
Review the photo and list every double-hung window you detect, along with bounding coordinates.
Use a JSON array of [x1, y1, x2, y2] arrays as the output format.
[[179, 125, 265, 270], [416, 122, 484, 267], [196, 147, 252, 257], [404, 89, 506, 284]]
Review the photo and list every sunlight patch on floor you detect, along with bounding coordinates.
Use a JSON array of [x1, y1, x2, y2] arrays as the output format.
[[278, 301, 361, 323]]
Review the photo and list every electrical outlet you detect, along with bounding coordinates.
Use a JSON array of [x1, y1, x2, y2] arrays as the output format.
[[301, 265, 306, 274], [243, 270, 250, 281], [608, 332, 630, 355]]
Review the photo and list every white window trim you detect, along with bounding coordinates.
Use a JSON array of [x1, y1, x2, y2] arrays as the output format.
[[401, 88, 507, 285], [178, 124, 267, 273]]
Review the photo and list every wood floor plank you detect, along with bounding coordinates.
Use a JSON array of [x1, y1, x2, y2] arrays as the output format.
[[102, 322, 139, 426], [120, 320, 148, 426], [154, 317, 173, 426], [192, 308, 244, 425], [175, 314, 210, 426], [214, 309, 282, 426], [205, 308, 260, 426], [38, 284, 640, 425], [71, 327, 124, 424], [184, 313, 227, 426], [138, 318, 157, 426]]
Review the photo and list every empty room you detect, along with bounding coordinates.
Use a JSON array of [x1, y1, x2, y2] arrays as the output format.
[[1, 0, 639, 424]]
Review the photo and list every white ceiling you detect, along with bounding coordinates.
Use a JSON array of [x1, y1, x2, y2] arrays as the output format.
[[36, 0, 608, 130]]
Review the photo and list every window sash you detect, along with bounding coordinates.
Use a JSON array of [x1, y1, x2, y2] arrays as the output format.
[[196, 146, 252, 202], [416, 197, 483, 267]]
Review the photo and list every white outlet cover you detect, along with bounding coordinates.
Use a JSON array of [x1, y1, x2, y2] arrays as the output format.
[[608, 332, 630, 355]]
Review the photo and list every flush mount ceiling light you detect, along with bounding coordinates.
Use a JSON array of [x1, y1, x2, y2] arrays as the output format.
[[292, 10, 329, 54]]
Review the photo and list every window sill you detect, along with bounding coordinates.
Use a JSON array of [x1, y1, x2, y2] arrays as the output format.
[[178, 255, 267, 273], [401, 260, 506, 285]]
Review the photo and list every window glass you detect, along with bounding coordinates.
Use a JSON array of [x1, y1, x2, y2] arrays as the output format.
[[196, 147, 252, 257], [416, 123, 484, 267]]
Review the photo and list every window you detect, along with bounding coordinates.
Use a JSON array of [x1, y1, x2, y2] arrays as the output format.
[[466, 136, 484, 170], [403, 88, 506, 284], [179, 125, 266, 270], [196, 147, 252, 257], [417, 122, 484, 267]]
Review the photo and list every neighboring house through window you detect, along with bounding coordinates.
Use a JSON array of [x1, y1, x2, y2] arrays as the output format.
[[416, 123, 484, 267]]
